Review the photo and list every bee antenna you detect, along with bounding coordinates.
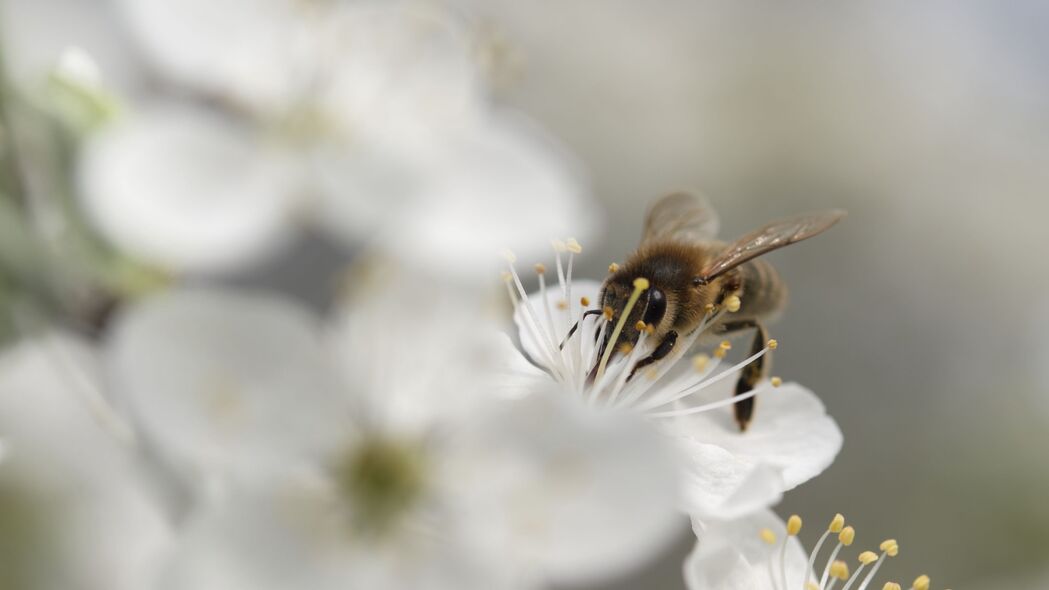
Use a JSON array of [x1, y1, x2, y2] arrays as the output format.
[[559, 309, 603, 350]]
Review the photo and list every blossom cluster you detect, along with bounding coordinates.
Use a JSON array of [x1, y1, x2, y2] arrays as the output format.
[[0, 1, 942, 589]]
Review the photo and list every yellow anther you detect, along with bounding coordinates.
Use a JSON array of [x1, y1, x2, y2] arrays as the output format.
[[502, 250, 517, 263], [829, 513, 845, 533], [806, 583, 820, 590], [645, 323, 655, 335], [879, 539, 899, 557], [839, 526, 855, 546], [858, 551, 878, 565], [770, 376, 783, 387], [830, 560, 850, 580], [534, 263, 546, 274], [704, 303, 715, 313], [882, 583, 901, 590], [608, 262, 620, 273], [724, 294, 741, 312], [767, 338, 779, 350], [787, 515, 802, 536], [633, 277, 650, 290], [692, 354, 710, 372], [565, 238, 582, 254], [759, 528, 776, 544], [556, 300, 568, 310], [714, 348, 727, 359], [580, 296, 591, 307], [635, 320, 647, 332], [603, 306, 614, 321], [644, 368, 659, 380], [618, 343, 634, 355], [912, 575, 930, 590], [500, 271, 512, 283], [719, 340, 732, 350], [551, 239, 567, 252]]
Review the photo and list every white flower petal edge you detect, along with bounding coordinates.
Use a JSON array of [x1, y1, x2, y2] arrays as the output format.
[[79, 103, 299, 273], [106, 287, 348, 486], [0, 332, 173, 590], [685, 510, 810, 590]]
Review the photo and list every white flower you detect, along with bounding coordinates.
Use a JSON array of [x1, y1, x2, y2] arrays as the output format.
[[685, 510, 934, 590], [106, 278, 680, 589], [498, 244, 842, 519], [0, 332, 172, 590], [81, 1, 592, 275]]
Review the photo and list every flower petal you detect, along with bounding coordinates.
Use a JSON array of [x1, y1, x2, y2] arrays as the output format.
[[107, 288, 347, 482], [685, 509, 811, 590], [674, 437, 784, 520], [512, 279, 603, 374], [672, 381, 843, 491], [79, 103, 298, 273]]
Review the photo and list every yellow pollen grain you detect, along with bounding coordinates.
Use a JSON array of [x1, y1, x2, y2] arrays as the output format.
[[882, 583, 901, 590], [635, 320, 647, 332], [767, 338, 779, 349], [714, 348, 727, 359], [580, 296, 591, 307], [839, 526, 855, 546], [912, 575, 930, 590], [692, 354, 710, 372], [603, 306, 614, 321], [633, 277, 650, 290], [719, 340, 732, 350], [534, 263, 546, 274], [759, 528, 776, 544], [830, 560, 850, 580], [771, 376, 783, 388], [829, 513, 845, 533], [565, 238, 582, 254], [645, 323, 655, 335], [858, 551, 878, 565], [787, 515, 802, 536], [608, 262, 620, 273], [725, 294, 741, 312]]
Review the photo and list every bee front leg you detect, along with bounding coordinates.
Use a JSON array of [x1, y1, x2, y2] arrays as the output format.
[[729, 321, 769, 432], [627, 330, 678, 382]]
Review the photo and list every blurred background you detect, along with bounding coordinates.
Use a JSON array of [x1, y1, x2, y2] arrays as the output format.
[[4, 0, 1049, 588]]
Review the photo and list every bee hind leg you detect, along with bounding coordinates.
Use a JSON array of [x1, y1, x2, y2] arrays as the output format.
[[724, 320, 769, 432], [626, 330, 678, 382]]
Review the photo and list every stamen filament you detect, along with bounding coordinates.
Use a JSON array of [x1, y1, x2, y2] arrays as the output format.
[[642, 346, 771, 417], [804, 530, 833, 590], [506, 262, 567, 380], [855, 553, 888, 590], [595, 278, 649, 381]]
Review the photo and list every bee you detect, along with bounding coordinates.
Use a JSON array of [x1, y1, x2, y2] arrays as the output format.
[[594, 192, 845, 431]]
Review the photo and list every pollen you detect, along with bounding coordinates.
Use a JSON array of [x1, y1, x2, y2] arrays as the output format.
[[912, 575, 930, 590], [719, 340, 732, 350], [858, 551, 879, 565], [691, 354, 710, 372], [645, 323, 655, 335], [713, 347, 727, 359], [724, 294, 741, 312], [608, 262, 620, 273], [830, 560, 850, 580], [633, 277, 650, 290], [534, 263, 546, 274], [565, 238, 582, 254], [771, 376, 783, 387], [603, 306, 614, 321], [760, 528, 776, 544], [839, 526, 855, 546], [580, 296, 591, 307], [829, 513, 845, 533], [787, 515, 802, 536], [767, 338, 779, 349], [879, 539, 899, 557], [635, 320, 647, 331]]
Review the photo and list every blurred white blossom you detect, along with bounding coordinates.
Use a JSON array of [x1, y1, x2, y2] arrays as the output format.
[[78, 0, 592, 276], [0, 332, 172, 590], [497, 255, 842, 519], [106, 276, 680, 589]]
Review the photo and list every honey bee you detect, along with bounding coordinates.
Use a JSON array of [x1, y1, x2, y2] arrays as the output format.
[[594, 193, 845, 430]]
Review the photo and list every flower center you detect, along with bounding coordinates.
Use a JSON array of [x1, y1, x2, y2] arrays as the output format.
[[335, 438, 427, 536], [502, 240, 781, 421], [760, 512, 932, 590]]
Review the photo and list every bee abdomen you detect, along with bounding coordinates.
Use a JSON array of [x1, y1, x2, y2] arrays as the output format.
[[739, 258, 787, 321]]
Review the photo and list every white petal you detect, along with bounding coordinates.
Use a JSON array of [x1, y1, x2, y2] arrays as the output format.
[[445, 391, 682, 586], [107, 288, 347, 482], [674, 438, 784, 520], [115, 0, 309, 112], [672, 381, 843, 491], [79, 103, 298, 273], [512, 279, 603, 375], [684, 509, 811, 590], [484, 333, 554, 399], [0, 332, 173, 590]]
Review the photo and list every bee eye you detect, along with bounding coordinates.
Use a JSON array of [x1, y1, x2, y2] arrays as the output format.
[[643, 288, 666, 325]]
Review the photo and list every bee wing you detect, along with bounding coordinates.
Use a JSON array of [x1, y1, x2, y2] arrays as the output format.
[[699, 210, 846, 281], [641, 192, 721, 244]]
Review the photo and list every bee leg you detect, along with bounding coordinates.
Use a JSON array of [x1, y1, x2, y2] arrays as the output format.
[[731, 322, 769, 432], [627, 330, 678, 382]]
